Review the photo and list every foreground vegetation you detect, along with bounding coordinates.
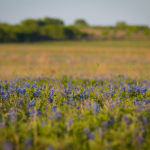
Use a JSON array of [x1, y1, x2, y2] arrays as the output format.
[[0, 75, 150, 150]]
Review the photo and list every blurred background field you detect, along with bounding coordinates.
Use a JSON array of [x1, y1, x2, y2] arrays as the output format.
[[0, 40, 150, 80]]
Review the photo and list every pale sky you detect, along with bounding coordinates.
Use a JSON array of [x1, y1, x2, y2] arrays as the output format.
[[0, 0, 150, 26]]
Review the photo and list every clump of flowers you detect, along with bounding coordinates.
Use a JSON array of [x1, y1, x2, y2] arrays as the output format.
[[0, 75, 150, 150]]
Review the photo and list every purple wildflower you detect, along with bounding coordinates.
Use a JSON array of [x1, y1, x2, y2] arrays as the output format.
[[92, 102, 99, 113], [34, 88, 40, 97], [28, 100, 35, 107], [18, 99, 23, 105], [145, 99, 150, 104], [3, 94, 9, 101], [134, 99, 142, 106], [3, 142, 13, 150], [18, 87, 26, 95], [55, 111, 61, 119], [52, 106, 57, 112], [84, 128, 95, 140], [25, 138, 33, 148]]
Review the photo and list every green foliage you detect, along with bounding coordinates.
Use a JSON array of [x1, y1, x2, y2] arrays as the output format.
[[0, 76, 150, 149], [0, 17, 150, 42], [64, 26, 83, 39], [116, 21, 127, 29], [74, 19, 89, 27], [21, 17, 64, 27], [40, 25, 65, 40], [0, 17, 85, 42], [43, 17, 64, 26]]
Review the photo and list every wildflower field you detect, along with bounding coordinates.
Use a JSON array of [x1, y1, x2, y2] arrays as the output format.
[[0, 41, 150, 150]]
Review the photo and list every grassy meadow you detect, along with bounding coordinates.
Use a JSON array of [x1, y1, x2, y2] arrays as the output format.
[[0, 40, 150, 79], [0, 40, 150, 150]]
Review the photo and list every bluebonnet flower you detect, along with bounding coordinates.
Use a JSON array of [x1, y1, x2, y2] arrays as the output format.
[[123, 115, 132, 125], [76, 106, 80, 110], [116, 100, 120, 105], [69, 94, 74, 104], [110, 89, 116, 97], [25, 93, 28, 98], [3, 142, 13, 150], [8, 109, 16, 122], [105, 92, 110, 98], [31, 83, 37, 89], [64, 88, 71, 95], [98, 129, 103, 136], [79, 91, 86, 99], [136, 135, 143, 146], [68, 117, 73, 125], [128, 85, 139, 94], [48, 115, 53, 120], [84, 128, 94, 140], [119, 87, 125, 93], [52, 105, 57, 112], [140, 87, 147, 94], [0, 122, 5, 128], [136, 85, 141, 93], [48, 90, 54, 103], [119, 82, 124, 88], [36, 108, 41, 116], [47, 146, 53, 150], [134, 99, 142, 106], [28, 100, 35, 107], [91, 86, 94, 91], [87, 132, 95, 140], [3, 94, 9, 100], [7, 88, 13, 94], [51, 78, 55, 82], [18, 87, 26, 95], [141, 117, 148, 125], [24, 82, 30, 88], [55, 111, 61, 119], [145, 98, 150, 104], [86, 88, 90, 96], [101, 121, 108, 128], [34, 88, 40, 97], [28, 109, 41, 116], [127, 87, 132, 93], [108, 117, 114, 126], [68, 81, 74, 89], [92, 102, 99, 113], [86, 101, 91, 110], [0, 90, 5, 96], [18, 99, 23, 105], [48, 96, 53, 103], [25, 138, 33, 148], [0, 105, 3, 109]]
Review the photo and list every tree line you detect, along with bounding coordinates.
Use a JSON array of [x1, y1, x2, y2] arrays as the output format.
[[0, 17, 88, 42], [0, 17, 150, 42]]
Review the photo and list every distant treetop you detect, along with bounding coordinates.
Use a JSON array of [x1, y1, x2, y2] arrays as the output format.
[[116, 21, 127, 29], [21, 17, 64, 27], [74, 19, 89, 27], [43, 17, 64, 26]]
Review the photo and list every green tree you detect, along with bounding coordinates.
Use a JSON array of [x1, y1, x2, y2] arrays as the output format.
[[40, 25, 65, 40], [43, 17, 64, 26], [64, 26, 83, 39], [116, 21, 127, 29], [74, 19, 88, 27]]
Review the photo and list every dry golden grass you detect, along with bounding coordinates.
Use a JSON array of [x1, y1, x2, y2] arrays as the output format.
[[0, 41, 150, 79]]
